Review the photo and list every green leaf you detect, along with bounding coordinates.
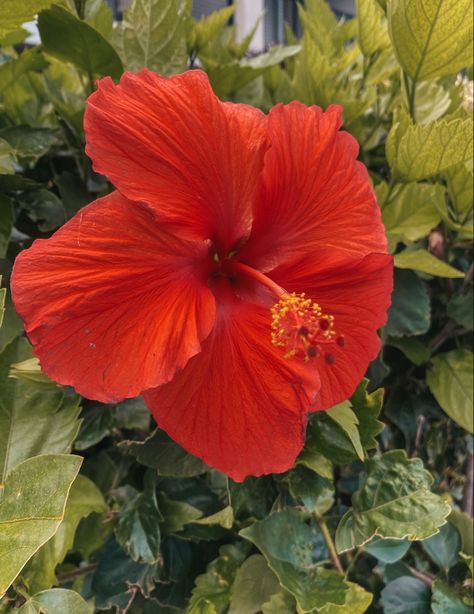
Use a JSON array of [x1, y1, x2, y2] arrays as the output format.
[[0, 289, 5, 332], [0, 0, 56, 38], [9, 357, 58, 390], [297, 445, 333, 480], [0, 48, 48, 99], [187, 543, 248, 614], [158, 492, 202, 534], [394, 249, 465, 278], [116, 471, 162, 564], [327, 402, 365, 461], [413, 80, 451, 124], [120, 428, 207, 477], [364, 537, 411, 563], [228, 555, 280, 614], [308, 412, 361, 465], [288, 465, 335, 514], [0, 292, 23, 354], [335, 450, 451, 552], [113, 0, 189, 75], [386, 337, 431, 366], [0, 337, 82, 483], [449, 509, 474, 556], [22, 474, 106, 593], [0, 138, 16, 174], [357, 0, 391, 57], [387, 109, 473, 182], [388, 0, 473, 82], [0, 195, 13, 257], [190, 5, 235, 52], [17, 588, 92, 614], [262, 590, 296, 614], [318, 581, 373, 614], [445, 161, 473, 224], [18, 189, 67, 232], [350, 379, 384, 449], [386, 270, 431, 337], [421, 522, 460, 569], [240, 509, 348, 611], [426, 349, 474, 433], [380, 577, 431, 614], [431, 579, 472, 614], [38, 5, 123, 81], [381, 182, 443, 251], [194, 506, 234, 529], [0, 126, 57, 163], [0, 454, 82, 595]]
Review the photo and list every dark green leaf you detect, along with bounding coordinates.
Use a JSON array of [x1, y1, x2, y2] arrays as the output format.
[[0, 126, 57, 163], [120, 428, 207, 477], [288, 465, 334, 514], [421, 519, 461, 569], [386, 270, 431, 337], [116, 471, 162, 564], [0, 195, 13, 258], [447, 292, 473, 331], [380, 577, 431, 614], [364, 537, 411, 563]]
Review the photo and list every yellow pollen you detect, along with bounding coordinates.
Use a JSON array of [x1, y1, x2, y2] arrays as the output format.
[[271, 292, 342, 363]]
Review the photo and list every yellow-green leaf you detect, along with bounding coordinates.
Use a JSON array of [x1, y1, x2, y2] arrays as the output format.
[[0, 454, 82, 595], [357, 0, 391, 57], [319, 581, 373, 614], [394, 249, 465, 278], [327, 402, 365, 461], [17, 588, 92, 614], [0, 0, 55, 38], [382, 182, 443, 251], [427, 349, 474, 433], [386, 108, 473, 181], [113, 0, 189, 75], [388, 0, 473, 82]]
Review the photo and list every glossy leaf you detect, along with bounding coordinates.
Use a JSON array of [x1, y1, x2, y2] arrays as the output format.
[[364, 537, 411, 563], [335, 450, 451, 552], [116, 471, 162, 564], [120, 428, 207, 477], [0, 454, 82, 595], [38, 5, 123, 81], [0, 0, 56, 38], [421, 522, 461, 569], [431, 579, 472, 614], [380, 577, 431, 614], [386, 270, 431, 337], [426, 349, 474, 433]]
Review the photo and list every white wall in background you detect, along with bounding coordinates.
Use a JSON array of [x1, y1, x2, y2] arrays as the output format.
[[234, 0, 265, 51]]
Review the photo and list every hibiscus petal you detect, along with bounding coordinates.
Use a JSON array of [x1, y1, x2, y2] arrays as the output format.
[[240, 102, 387, 270], [11, 191, 216, 403], [270, 250, 393, 410], [143, 291, 320, 481], [84, 69, 268, 252]]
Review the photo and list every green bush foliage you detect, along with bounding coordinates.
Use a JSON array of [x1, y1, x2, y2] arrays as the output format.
[[0, 0, 472, 612]]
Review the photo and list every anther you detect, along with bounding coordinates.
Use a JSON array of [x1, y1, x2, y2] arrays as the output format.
[[270, 292, 342, 365]]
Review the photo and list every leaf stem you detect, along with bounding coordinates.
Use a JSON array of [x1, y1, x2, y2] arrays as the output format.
[[315, 511, 344, 574]]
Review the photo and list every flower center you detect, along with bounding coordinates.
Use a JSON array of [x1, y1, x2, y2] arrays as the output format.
[[228, 261, 344, 364], [271, 292, 344, 363]]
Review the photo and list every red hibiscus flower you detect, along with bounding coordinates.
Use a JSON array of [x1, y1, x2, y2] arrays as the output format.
[[11, 70, 392, 481]]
